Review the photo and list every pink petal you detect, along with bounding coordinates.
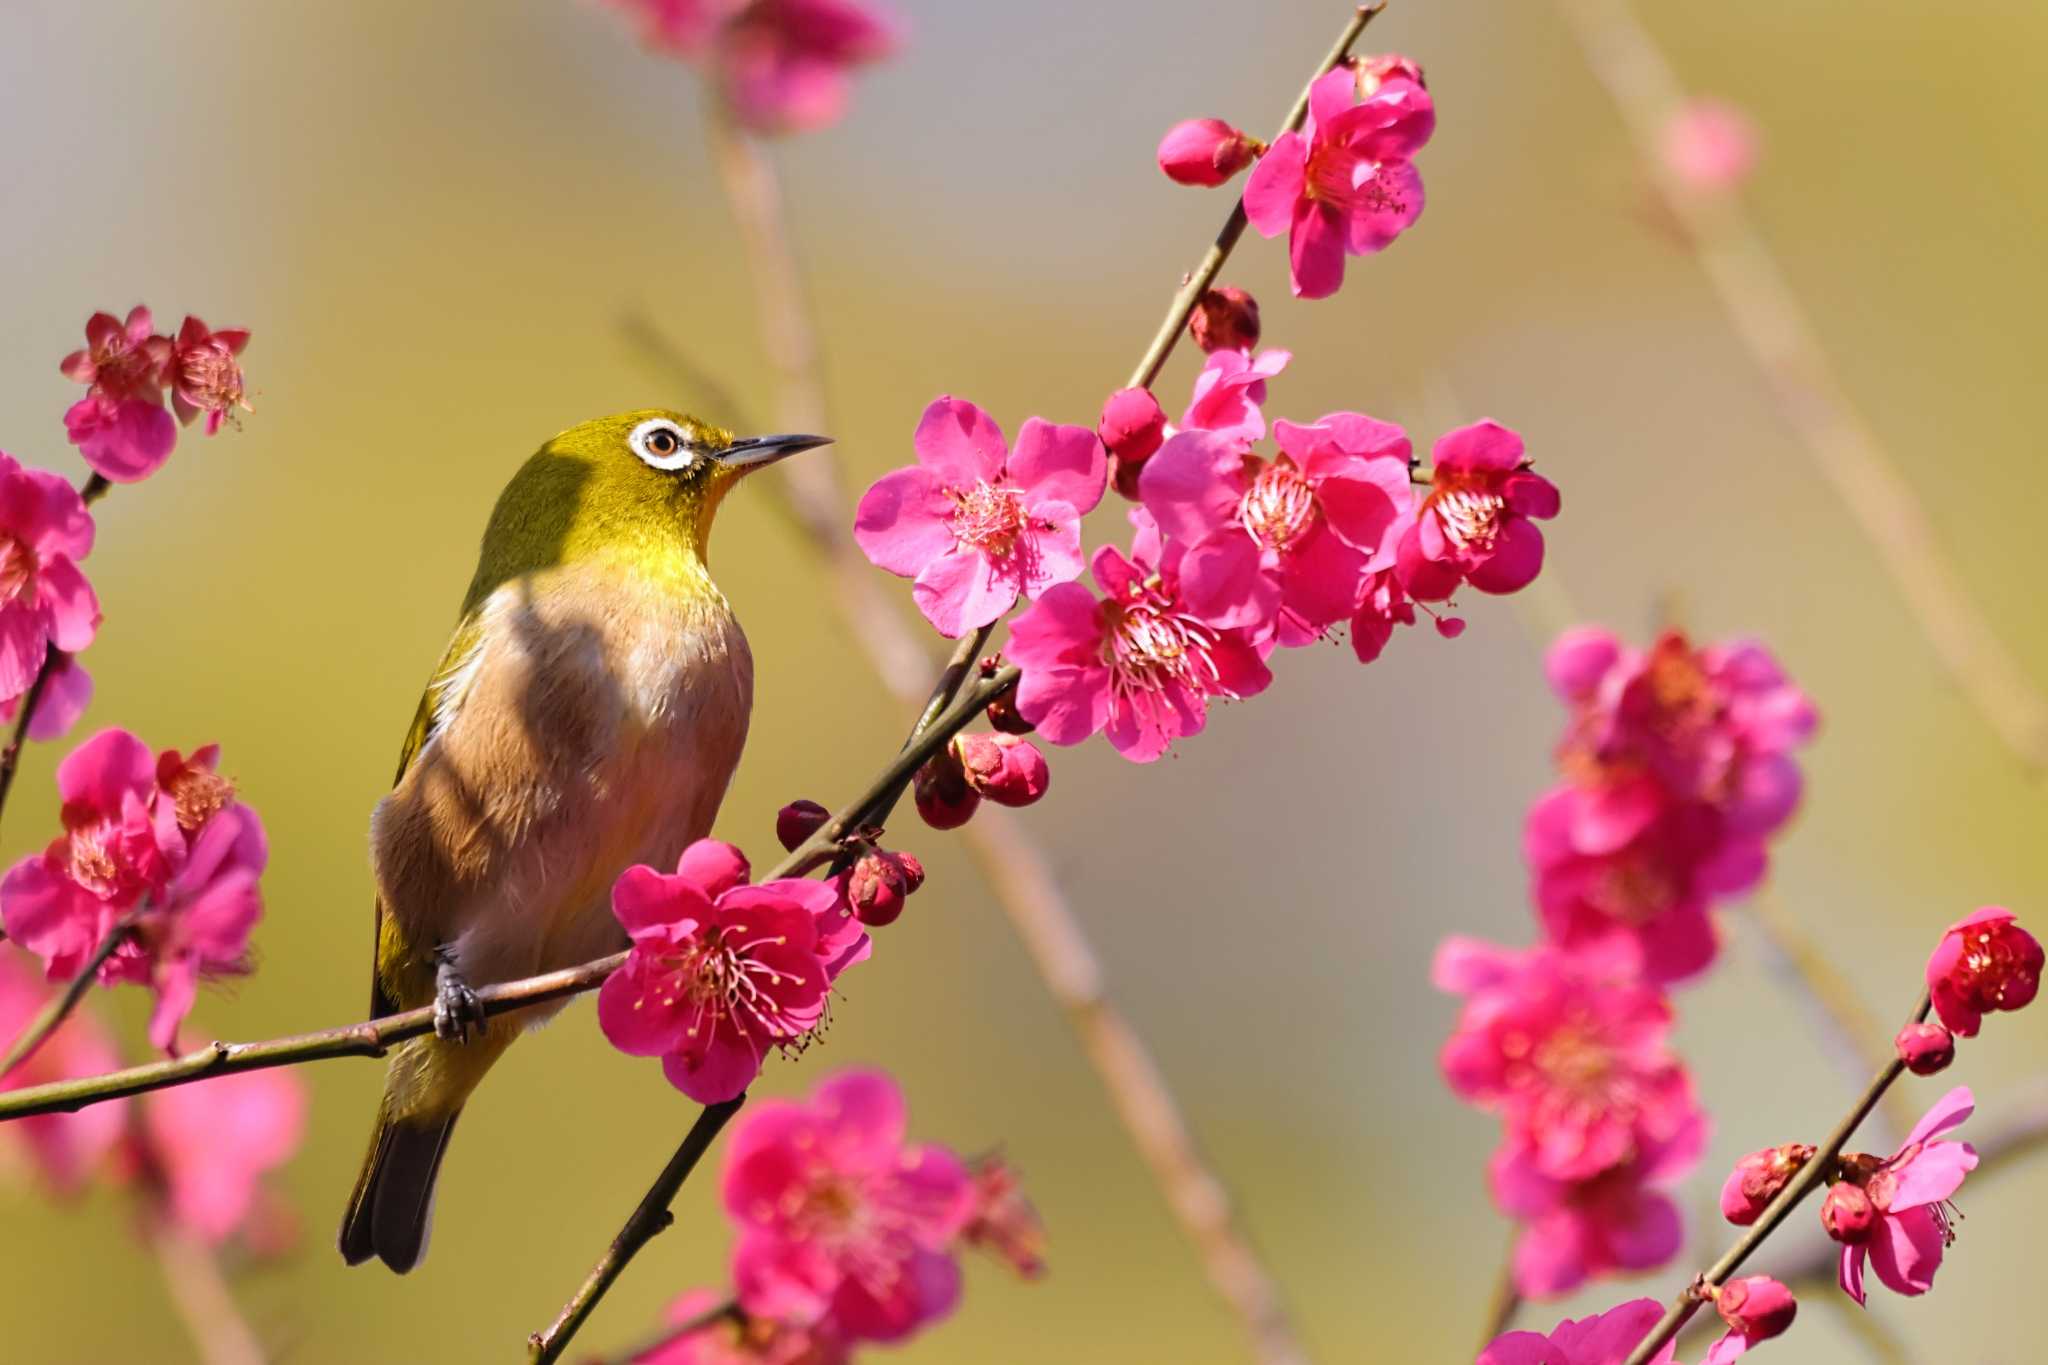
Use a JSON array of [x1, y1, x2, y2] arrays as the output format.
[[911, 397, 1007, 487], [0, 607, 49, 700], [596, 958, 693, 1057], [35, 556, 99, 653], [1242, 133, 1307, 238], [676, 839, 752, 899], [1866, 1205, 1945, 1296], [1306, 67, 1357, 130], [1546, 627, 1621, 702], [1312, 463, 1410, 559], [1178, 532, 1278, 633], [1902, 1085, 1976, 1150], [1342, 158, 1425, 254], [912, 545, 1020, 638], [1007, 419, 1105, 515], [1287, 200, 1349, 300], [1016, 513, 1085, 599], [612, 865, 705, 936], [1435, 420, 1525, 473], [662, 1028, 763, 1104], [1006, 584, 1112, 746], [1839, 1243, 1867, 1305], [852, 465, 959, 578], [1139, 431, 1242, 544], [56, 727, 156, 812], [1465, 516, 1546, 594], [814, 1068, 909, 1167]]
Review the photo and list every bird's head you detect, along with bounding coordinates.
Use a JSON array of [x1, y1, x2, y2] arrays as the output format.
[[471, 409, 831, 597]]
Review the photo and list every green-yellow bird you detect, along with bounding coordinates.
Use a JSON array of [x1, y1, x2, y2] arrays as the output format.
[[338, 410, 828, 1273]]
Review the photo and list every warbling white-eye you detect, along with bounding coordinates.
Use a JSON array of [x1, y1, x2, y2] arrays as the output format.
[[338, 410, 828, 1272]]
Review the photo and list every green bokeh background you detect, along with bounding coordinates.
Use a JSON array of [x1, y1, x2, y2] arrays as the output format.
[[1, 0, 2043, 1360]]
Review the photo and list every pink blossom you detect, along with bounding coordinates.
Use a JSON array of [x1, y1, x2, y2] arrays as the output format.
[[1836, 1086, 1978, 1305], [1156, 118, 1261, 187], [1188, 285, 1261, 355], [139, 1064, 306, 1246], [1660, 99, 1759, 193], [0, 654, 93, 742], [1477, 1298, 1676, 1365], [1494, 1141, 1703, 1298], [0, 953, 125, 1194], [713, 0, 902, 134], [62, 394, 178, 484], [59, 306, 168, 401], [1178, 347, 1290, 448], [1925, 906, 2041, 1037], [1398, 421, 1559, 600], [855, 397, 1106, 638], [1350, 566, 1461, 662], [598, 840, 852, 1104], [1140, 413, 1413, 647], [166, 316, 251, 434], [1242, 68, 1433, 298], [1435, 938, 1702, 1183], [723, 1069, 975, 1343], [0, 730, 267, 1050], [1007, 511, 1272, 762], [634, 1290, 849, 1365], [0, 455, 98, 701]]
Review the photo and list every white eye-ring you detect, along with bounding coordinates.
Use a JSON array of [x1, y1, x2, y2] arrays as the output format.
[[629, 418, 698, 471]]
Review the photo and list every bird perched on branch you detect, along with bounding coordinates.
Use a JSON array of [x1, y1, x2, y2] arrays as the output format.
[[339, 411, 828, 1272]]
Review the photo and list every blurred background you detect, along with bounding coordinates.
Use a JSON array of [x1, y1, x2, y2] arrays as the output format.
[[1, 0, 2043, 1359]]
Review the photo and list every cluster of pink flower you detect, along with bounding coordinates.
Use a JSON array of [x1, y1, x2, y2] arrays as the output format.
[[0, 952, 305, 1253], [605, 0, 901, 134], [624, 1069, 1041, 1363], [0, 308, 264, 1055]]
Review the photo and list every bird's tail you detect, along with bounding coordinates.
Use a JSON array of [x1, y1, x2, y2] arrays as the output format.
[[338, 1028, 512, 1272]]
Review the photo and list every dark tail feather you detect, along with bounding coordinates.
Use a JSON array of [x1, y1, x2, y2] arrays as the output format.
[[339, 1104, 462, 1273]]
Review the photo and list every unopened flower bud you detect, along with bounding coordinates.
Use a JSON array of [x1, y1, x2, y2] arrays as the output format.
[[953, 732, 1050, 808], [1926, 905, 2043, 1037], [1099, 387, 1166, 502], [913, 748, 980, 830], [1352, 52, 1427, 96], [1188, 286, 1261, 354], [986, 691, 1035, 736], [1713, 1275, 1796, 1343], [1720, 1143, 1815, 1225], [1821, 1181, 1877, 1244], [775, 798, 830, 853], [1156, 118, 1261, 187], [843, 849, 924, 927], [1894, 1020, 1956, 1075]]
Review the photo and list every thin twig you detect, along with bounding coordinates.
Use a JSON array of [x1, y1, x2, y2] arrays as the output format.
[[149, 1221, 270, 1365], [1476, 1248, 1522, 1348], [0, 906, 144, 1078], [1619, 991, 1931, 1365], [0, 668, 1022, 1124], [1550, 0, 2048, 774], [528, 1099, 746, 1364], [596, 1298, 743, 1365]]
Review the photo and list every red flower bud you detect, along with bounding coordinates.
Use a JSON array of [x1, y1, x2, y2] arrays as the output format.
[[1099, 387, 1166, 502], [774, 798, 830, 853], [843, 849, 924, 927], [1188, 286, 1261, 354], [1155, 118, 1261, 187], [1926, 905, 2042, 1037], [1821, 1181, 1877, 1244], [986, 691, 1035, 736], [1713, 1275, 1796, 1343], [1720, 1143, 1815, 1225], [1893, 1020, 1956, 1076], [953, 732, 1050, 808], [913, 748, 980, 830]]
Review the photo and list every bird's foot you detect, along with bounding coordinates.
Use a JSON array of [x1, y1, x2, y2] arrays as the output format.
[[433, 960, 486, 1043]]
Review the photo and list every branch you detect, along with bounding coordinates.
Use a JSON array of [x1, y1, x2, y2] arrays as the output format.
[[149, 1221, 270, 1365], [1549, 0, 2048, 775], [0, 905, 144, 1078], [528, 1099, 745, 1365], [1618, 991, 1931, 1365]]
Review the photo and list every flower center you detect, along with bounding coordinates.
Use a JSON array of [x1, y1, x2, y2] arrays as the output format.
[[1238, 459, 1318, 551], [1959, 923, 2041, 1010], [1104, 595, 1223, 703], [64, 820, 124, 899], [1305, 147, 1409, 217], [166, 768, 235, 833], [1430, 483, 1506, 552], [1531, 1023, 1617, 1096], [949, 481, 1029, 557], [179, 343, 244, 413], [0, 536, 39, 604], [653, 923, 807, 1050]]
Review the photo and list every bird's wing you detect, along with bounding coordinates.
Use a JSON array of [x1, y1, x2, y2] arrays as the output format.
[[370, 611, 487, 1018]]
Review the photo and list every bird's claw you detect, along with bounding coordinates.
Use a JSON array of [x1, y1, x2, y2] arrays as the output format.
[[433, 964, 486, 1043]]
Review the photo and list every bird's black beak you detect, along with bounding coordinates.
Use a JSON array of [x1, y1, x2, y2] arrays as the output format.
[[716, 433, 834, 471]]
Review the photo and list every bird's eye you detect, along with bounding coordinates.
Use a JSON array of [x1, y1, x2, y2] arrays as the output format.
[[629, 419, 696, 471]]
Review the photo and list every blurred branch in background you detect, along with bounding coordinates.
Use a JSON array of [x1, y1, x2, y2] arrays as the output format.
[[149, 1222, 269, 1365], [1549, 0, 2048, 777]]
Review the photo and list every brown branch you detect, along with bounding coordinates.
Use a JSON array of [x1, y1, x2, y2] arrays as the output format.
[[149, 1221, 270, 1365], [0, 905, 144, 1079], [1619, 991, 1931, 1365], [528, 1099, 745, 1365], [1550, 0, 2048, 774]]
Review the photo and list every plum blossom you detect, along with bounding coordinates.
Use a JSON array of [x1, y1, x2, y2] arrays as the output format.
[[0, 455, 99, 702], [1140, 413, 1412, 647], [855, 397, 1105, 638], [137, 1063, 307, 1247], [1156, 118, 1261, 187], [1925, 906, 2041, 1037], [166, 316, 252, 434], [1835, 1086, 1978, 1305], [1435, 938, 1702, 1183], [58, 306, 182, 482], [1178, 347, 1290, 449], [1243, 68, 1434, 298], [0, 729, 268, 1050], [1661, 99, 1759, 193], [714, 0, 903, 134], [62, 394, 178, 484], [59, 306, 169, 401], [723, 1069, 975, 1343], [598, 840, 855, 1103], [1477, 1298, 1675, 1365], [0, 954, 125, 1194], [1399, 421, 1559, 600], [634, 1290, 848, 1365], [1007, 510, 1271, 762], [1493, 1142, 1704, 1299]]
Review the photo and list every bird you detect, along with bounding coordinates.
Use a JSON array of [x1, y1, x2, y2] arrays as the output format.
[[339, 409, 828, 1273]]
